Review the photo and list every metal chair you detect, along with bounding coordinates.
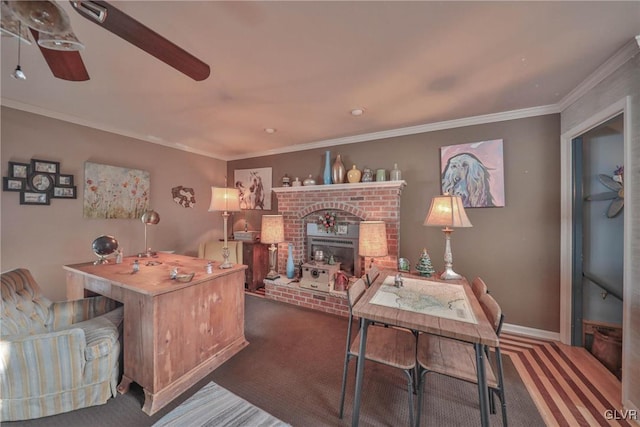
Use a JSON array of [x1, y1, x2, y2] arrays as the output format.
[[339, 278, 417, 425], [415, 292, 507, 426]]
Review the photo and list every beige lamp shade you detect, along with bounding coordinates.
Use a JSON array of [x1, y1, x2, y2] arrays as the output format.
[[358, 221, 388, 257], [261, 215, 284, 244], [208, 187, 241, 212], [424, 195, 472, 228]]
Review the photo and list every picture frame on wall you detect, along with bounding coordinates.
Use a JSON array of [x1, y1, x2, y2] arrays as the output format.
[[20, 191, 50, 205], [8, 162, 29, 179], [234, 167, 273, 210], [440, 139, 505, 208], [31, 159, 60, 175], [56, 174, 74, 187], [53, 186, 77, 199], [3, 177, 25, 191]]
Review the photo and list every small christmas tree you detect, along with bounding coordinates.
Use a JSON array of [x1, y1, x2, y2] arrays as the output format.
[[415, 248, 435, 277]]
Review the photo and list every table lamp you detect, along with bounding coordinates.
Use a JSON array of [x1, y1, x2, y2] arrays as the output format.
[[138, 209, 160, 257], [261, 215, 284, 280], [208, 187, 241, 268], [358, 221, 388, 271], [424, 194, 472, 280]]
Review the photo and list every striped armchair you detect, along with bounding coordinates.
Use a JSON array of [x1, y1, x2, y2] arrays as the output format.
[[1, 268, 123, 421]]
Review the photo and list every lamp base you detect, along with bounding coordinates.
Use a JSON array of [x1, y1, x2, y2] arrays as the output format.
[[219, 246, 233, 269], [219, 260, 234, 269], [137, 249, 157, 258], [439, 266, 462, 280], [265, 270, 280, 280]]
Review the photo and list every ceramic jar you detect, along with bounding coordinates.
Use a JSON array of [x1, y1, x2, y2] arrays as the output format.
[[376, 168, 387, 181], [347, 165, 362, 183], [362, 168, 373, 182], [292, 177, 302, 186], [303, 175, 316, 186]]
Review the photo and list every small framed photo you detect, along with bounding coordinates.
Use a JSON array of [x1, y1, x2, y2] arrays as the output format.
[[20, 191, 50, 205], [8, 161, 29, 179], [31, 159, 60, 175], [3, 177, 26, 191], [56, 174, 74, 187], [52, 186, 77, 199]]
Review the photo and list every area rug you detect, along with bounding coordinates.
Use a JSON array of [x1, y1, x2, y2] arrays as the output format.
[[152, 382, 290, 427]]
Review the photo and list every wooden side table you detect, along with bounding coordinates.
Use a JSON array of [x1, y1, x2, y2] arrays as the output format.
[[242, 241, 269, 291]]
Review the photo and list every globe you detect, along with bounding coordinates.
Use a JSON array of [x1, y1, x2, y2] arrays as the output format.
[[92, 235, 119, 264]]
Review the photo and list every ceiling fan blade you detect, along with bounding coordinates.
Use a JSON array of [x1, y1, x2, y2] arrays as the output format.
[[70, 1, 210, 81], [31, 28, 90, 81], [607, 198, 624, 218], [597, 174, 622, 192], [585, 191, 618, 201]]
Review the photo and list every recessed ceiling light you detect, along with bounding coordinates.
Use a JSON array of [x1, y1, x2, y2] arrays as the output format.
[[350, 108, 365, 116], [264, 128, 277, 134]]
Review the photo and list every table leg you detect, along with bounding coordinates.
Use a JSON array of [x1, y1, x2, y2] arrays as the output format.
[[352, 317, 369, 427], [475, 343, 490, 427]]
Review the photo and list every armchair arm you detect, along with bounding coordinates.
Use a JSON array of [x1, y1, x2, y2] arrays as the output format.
[[0, 329, 86, 398], [49, 296, 118, 329]]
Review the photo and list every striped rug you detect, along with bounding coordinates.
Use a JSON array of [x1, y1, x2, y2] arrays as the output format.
[[152, 382, 290, 427], [500, 333, 630, 427]]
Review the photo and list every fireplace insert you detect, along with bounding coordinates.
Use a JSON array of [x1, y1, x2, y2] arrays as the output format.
[[306, 223, 360, 276]]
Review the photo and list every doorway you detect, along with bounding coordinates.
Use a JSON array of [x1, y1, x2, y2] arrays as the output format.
[[571, 115, 624, 377]]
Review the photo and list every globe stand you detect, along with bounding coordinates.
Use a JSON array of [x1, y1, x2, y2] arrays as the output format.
[[94, 255, 110, 265]]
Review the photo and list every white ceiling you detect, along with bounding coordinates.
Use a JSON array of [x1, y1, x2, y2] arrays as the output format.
[[1, 1, 639, 160]]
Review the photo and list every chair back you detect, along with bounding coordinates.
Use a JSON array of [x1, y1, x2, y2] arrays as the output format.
[[471, 276, 488, 298], [1, 268, 52, 337], [365, 264, 380, 287], [479, 292, 504, 336], [347, 278, 367, 311], [198, 240, 243, 264]]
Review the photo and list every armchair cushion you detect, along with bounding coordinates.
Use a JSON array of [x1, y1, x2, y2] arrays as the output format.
[[198, 240, 243, 264], [1, 268, 123, 421]]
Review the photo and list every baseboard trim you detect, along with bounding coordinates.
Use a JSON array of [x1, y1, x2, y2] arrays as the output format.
[[502, 323, 560, 341]]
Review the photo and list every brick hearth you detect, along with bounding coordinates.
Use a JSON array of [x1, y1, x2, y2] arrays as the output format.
[[267, 181, 406, 316]]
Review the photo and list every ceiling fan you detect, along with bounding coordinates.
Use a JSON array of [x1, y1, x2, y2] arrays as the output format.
[[1, 0, 210, 82], [584, 167, 624, 218]]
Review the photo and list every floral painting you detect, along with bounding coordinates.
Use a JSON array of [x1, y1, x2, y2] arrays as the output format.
[[83, 162, 150, 219], [440, 139, 505, 208], [234, 167, 272, 210]]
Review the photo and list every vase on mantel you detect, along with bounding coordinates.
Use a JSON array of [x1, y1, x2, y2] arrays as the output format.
[[332, 154, 346, 184], [286, 243, 295, 279], [323, 150, 332, 185]]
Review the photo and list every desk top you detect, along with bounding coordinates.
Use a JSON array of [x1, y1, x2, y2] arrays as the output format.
[[353, 270, 498, 347], [64, 253, 247, 297]]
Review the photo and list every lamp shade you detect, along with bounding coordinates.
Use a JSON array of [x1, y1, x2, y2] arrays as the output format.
[[261, 215, 284, 244], [208, 187, 241, 212], [141, 209, 160, 225], [358, 221, 388, 257], [423, 194, 472, 228]]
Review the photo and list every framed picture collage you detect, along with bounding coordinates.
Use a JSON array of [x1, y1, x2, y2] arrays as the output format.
[[3, 158, 76, 205]]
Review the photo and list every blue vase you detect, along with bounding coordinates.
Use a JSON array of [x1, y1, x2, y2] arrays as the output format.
[[323, 150, 332, 185], [286, 243, 295, 279]]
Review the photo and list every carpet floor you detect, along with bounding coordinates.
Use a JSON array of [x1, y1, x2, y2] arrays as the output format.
[[4, 294, 542, 426]]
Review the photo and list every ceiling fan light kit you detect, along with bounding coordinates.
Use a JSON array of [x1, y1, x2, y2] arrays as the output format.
[[37, 30, 84, 51]]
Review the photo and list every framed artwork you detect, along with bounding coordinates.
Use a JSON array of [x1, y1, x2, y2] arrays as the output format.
[[84, 162, 150, 219], [9, 161, 29, 178], [234, 167, 272, 210], [440, 139, 505, 208], [31, 159, 60, 174], [57, 174, 74, 187], [3, 177, 25, 191], [20, 191, 50, 205], [53, 186, 77, 199]]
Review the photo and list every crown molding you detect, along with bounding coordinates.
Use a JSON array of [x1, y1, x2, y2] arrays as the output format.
[[557, 38, 640, 112]]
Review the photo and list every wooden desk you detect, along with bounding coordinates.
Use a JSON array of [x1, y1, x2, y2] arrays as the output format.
[[351, 271, 498, 427], [65, 253, 248, 415]]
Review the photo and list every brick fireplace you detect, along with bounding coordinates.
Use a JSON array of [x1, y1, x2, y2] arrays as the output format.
[[266, 181, 406, 316]]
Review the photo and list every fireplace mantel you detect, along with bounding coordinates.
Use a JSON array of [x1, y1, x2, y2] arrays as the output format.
[[272, 180, 406, 194]]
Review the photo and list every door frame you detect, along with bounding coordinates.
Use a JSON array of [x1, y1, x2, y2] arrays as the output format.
[[560, 96, 630, 345]]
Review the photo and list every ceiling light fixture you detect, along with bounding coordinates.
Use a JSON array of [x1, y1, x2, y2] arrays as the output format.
[[12, 22, 26, 80], [264, 128, 277, 134], [350, 108, 364, 116]]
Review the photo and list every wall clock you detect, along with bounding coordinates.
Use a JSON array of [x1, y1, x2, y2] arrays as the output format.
[[30, 173, 53, 193]]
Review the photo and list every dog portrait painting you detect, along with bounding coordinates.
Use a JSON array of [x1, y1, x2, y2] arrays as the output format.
[[234, 167, 272, 210], [440, 139, 505, 208]]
